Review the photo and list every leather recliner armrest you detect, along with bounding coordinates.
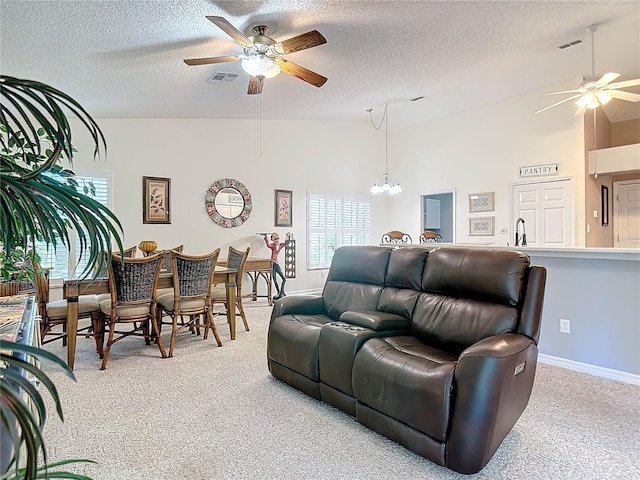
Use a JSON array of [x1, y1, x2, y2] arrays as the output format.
[[446, 333, 538, 474], [339, 310, 410, 332], [270, 295, 326, 322]]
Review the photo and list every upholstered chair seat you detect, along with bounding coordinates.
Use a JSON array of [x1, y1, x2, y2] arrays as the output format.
[[156, 294, 206, 311], [99, 300, 154, 318], [46, 296, 100, 319]]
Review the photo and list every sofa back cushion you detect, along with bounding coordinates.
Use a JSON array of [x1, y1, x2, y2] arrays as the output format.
[[323, 246, 391, 320], [412, 294, 519, 354], [385, 248, 428, 289], [421, 248, 530, 306], [412, 248, 531, 353], [323, 281, 385, 320]]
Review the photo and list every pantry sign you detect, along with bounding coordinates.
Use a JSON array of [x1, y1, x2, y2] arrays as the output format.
[[519, 163, 558, 178]]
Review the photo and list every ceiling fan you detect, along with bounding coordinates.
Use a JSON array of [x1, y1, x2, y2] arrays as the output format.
[[184, 16, 328, 95], [536, 24, 640, 115]]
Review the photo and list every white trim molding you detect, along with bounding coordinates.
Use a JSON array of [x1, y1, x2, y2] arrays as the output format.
[[539, 354, 640, 385]]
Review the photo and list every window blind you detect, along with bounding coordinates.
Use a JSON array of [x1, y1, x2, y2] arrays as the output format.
[[35, 173, 112, 279], [307, 193, 371, 269]]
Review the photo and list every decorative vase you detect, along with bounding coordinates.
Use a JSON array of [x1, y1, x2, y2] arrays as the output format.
[[138, 240, 158, 257]]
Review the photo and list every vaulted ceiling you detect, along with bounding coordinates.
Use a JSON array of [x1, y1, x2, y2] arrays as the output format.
[[1, 1, 639, 129]]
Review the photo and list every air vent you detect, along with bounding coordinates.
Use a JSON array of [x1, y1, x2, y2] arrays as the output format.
[[207, 72, 239, 84], [558, 39, 583, 50]]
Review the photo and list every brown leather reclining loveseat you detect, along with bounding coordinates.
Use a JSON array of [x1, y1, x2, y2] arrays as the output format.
[[267, 245, 546, 474]]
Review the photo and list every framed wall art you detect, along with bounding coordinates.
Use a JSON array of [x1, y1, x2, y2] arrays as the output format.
[[274, 189, 293, 227], [469, 216, 495, 236], [469, 192, 495, 213], [601, 185, 609, 226], [143, 176, 171, 224]]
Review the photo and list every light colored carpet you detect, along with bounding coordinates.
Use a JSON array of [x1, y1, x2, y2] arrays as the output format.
[[40, 302, 640, 480]]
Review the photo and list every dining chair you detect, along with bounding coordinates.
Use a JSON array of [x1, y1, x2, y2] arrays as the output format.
[[31, 251, 104, 358], [381, 231, 412, 244], [419, 230, 443, 243], [98, 251, 166, 369], [156, 249, 222, 357], [93, 245, 137, 278], [211, 246, 250, 332], [155, 245, 184, 298]]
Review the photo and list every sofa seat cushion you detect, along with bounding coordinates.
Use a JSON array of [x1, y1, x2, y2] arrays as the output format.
[[268, 314, 333, 381], [352, 336, 457, 442]]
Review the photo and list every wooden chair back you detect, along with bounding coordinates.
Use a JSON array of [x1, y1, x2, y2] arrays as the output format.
[[419, 230, 443, 243], [381, 231, 412, 244]]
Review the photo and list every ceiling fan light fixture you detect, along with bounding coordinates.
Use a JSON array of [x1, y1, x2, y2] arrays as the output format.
[[596, 90, 613, 105], [575, 89, 612, 110], [241, 53, 281, 79]]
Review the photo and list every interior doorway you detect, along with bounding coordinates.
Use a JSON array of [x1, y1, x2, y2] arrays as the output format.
[[421, 190, 455, 243], [614, 180, 640, 248]]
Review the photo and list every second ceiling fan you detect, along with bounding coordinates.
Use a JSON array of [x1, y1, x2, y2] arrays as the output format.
[[184, 16, 328, 95], [537, 24, 640, 115]]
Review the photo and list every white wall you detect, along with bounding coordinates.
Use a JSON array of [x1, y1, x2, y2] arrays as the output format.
[[70, 118, 380, 294], [385, 81, 586, 246], [68, 83, 589, 294]]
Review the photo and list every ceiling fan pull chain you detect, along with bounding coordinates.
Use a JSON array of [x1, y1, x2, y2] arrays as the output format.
[[256, 94, 262, 159]]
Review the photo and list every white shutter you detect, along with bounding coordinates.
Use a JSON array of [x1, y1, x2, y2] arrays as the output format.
[[307, 193, 371, 269], [35, 173, 112, 279]]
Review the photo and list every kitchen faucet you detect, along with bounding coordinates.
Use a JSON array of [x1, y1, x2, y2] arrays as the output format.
[[514, 217, 527, 247]]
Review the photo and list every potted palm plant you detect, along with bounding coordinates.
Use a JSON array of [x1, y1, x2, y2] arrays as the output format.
[[1, 75, 124, 479]]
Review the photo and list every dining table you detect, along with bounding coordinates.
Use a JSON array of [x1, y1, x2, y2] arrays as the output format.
[[62, 266, 237, 369]]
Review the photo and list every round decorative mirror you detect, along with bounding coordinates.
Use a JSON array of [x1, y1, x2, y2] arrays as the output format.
[[205, 178, 252, 228]]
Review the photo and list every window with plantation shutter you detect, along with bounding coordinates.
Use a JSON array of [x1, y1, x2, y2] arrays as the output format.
[[35, 172, 113, 279], [307, 193, 372, 269]]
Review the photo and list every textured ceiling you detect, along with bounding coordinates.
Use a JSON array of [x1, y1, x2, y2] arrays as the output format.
[[1, 0, 639, 129]]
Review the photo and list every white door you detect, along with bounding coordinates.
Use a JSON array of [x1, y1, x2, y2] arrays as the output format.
[[512, 179, 573, 247], [614, 181, 640, 248]]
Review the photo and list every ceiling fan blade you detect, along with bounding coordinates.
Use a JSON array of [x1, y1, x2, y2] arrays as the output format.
[[535, 94, 583, 114], [608, 90, 640, 102], [607, 78, 640, 89], [206, 16, 254, 48], [184, 55, 241, 66], [277, 59, 327, 88], [596, 72, 621, 86], [276, 30, 327, 55], [545, 89, 583, 96], [248, 76, 264, 95]]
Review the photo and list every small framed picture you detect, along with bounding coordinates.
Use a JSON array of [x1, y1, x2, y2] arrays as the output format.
[[601, 185, 609, 226], [143, 176, 171, 224], [469, 216, 495, 236], [469, 192, 495, 213], [274, 189, 292, 227]]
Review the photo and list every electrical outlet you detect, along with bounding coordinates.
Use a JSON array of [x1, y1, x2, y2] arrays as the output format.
[[560, 318, 571, 334], [320, 271, 326, 279]]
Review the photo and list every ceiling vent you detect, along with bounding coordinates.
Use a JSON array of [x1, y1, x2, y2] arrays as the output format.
[[558, 39, 583, 50], [207, 72, 239, 84]]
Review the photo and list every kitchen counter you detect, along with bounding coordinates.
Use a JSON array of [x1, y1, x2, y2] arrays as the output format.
[[388, 243, 640, 261]]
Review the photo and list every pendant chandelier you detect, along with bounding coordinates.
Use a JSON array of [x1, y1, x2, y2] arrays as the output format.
[[369, 103, 401, 194]]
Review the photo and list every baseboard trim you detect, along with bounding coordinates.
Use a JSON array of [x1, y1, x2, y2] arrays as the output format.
[[539, 354, 640, 385]]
